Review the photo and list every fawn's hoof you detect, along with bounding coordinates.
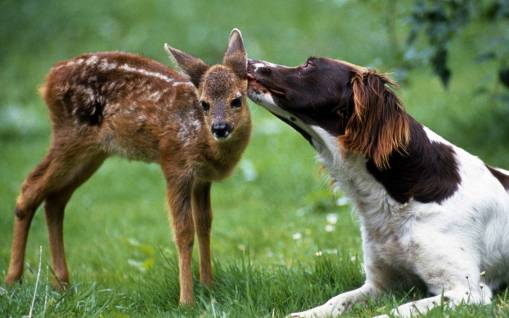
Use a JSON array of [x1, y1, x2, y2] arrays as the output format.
[[5, 273, 23, 286], [50, 277, 70, 291]]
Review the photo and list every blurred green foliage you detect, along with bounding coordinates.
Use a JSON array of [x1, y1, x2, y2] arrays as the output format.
[[1, 0, 509, 164], [403, 0, 509, 90]]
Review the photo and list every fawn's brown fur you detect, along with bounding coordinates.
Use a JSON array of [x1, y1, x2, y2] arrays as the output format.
[[5, 29, 251, 305]]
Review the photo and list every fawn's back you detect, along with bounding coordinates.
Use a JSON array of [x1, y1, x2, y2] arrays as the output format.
[[42, 52, 208, 163]]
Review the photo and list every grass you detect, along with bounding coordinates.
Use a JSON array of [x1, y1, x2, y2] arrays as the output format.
[[1, 0, 509, 317]]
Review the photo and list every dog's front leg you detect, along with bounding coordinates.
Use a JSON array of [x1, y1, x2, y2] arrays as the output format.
[[374, 283, 493, 318], [372, 294, 445, 318], [290, 282, 381, 318]]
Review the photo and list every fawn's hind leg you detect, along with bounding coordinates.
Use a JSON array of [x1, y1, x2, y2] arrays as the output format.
[[191, 182, 213, 287], [5, 142, 104, 286], [44, 155, 105, 288], [5, 153, 53, 285]]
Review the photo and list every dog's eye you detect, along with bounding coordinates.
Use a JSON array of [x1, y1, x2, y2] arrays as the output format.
[[201, 100, 210, 111], [231, 97, 242, 108]]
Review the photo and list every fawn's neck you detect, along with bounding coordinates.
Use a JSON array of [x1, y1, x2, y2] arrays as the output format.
[[198, 120, 251, 181]]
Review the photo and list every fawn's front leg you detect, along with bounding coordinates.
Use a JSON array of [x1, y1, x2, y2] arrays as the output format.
[[191, 182, 213, 287], [164, 173, 195, 305]]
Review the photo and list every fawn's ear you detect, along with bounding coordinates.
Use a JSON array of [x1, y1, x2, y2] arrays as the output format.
[[164, 44, 209, 87], [341, 70, 410, 169], [223, 28, 247, 79]]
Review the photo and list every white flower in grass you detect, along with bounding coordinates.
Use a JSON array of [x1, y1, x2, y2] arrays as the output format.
[[240, 160, 257, 182], [128, 259, 147, 272], [258, 118, 282, 135], [315, 251, 323, 257], [325, 224, 335, 232], [292, 232, 302, 240], [296, 208, 306, 217], [326, 213, 338, 224], [325, 249, 338, 255], [336, 196, 350, 206]]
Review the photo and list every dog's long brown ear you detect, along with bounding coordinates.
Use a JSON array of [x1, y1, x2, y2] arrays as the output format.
[[341, 70, 410, 169]]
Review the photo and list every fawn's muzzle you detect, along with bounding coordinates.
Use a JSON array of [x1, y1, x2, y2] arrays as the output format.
[[211, 122, 232, 140]]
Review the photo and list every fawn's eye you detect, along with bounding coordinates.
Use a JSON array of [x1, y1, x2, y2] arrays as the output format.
[[201, 101, 210, 111], [231, 97, 242, 108]]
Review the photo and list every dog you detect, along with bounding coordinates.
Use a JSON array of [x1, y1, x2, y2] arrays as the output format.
[[246, 56, 509, 317]]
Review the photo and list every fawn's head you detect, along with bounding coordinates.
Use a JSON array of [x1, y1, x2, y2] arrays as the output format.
[[165, 29, 249, 141]]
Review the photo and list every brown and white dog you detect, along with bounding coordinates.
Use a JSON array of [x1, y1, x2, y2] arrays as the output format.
[[247, 57, 509, 317]]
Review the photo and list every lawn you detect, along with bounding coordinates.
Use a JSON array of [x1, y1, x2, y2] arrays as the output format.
[[1, 1, 508, 317]]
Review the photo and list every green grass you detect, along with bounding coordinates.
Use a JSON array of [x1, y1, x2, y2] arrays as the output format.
[[1, 0, 509, 317]]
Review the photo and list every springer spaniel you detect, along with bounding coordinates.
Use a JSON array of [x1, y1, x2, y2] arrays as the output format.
[[247, 57, 509, 317]]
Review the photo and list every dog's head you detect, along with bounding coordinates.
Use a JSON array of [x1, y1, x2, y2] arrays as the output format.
[[247, 57, 409, 169]]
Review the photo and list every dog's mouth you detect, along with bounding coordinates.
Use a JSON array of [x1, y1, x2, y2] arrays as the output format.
[[247, 73, 286, 97], [247, 74, 286, 96], [246, 73, 266, 93], [247, 69, 314, 146]]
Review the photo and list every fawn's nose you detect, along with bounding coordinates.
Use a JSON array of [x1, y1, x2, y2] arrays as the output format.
[[211, 122, 232, 140]]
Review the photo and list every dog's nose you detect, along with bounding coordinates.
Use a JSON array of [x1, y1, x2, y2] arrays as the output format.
[[247, 59, 259, 78], [247, 58, 262, 67], [211, 122, 232, 140], [247, 58, 258, 65], [247, 59, 271, 77], [258, 66, 271, 76]]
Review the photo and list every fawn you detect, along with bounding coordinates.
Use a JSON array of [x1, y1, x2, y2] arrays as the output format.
[[5, 29, 251, 305]]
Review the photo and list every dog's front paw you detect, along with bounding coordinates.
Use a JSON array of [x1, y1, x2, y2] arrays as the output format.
[[288, 304, 336, 318]]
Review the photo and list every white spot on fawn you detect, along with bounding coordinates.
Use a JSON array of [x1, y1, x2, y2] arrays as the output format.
[[55, 57, 191, 90], [118, 63, 176, 84], [147, 90, 163, 101], [85, 55, 99, 66], [172, 82, 194, 88], [83, 87, 95, 102], [177, 116, 202, 146], [98, 60, 118, 71]]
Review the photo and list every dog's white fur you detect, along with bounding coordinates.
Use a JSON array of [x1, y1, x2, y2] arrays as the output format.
[[249, 81, 509, 317]]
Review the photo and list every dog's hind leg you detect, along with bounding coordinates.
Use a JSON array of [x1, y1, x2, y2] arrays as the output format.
[[378, 233, 493, 318], [290, 282, 382, 318]]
